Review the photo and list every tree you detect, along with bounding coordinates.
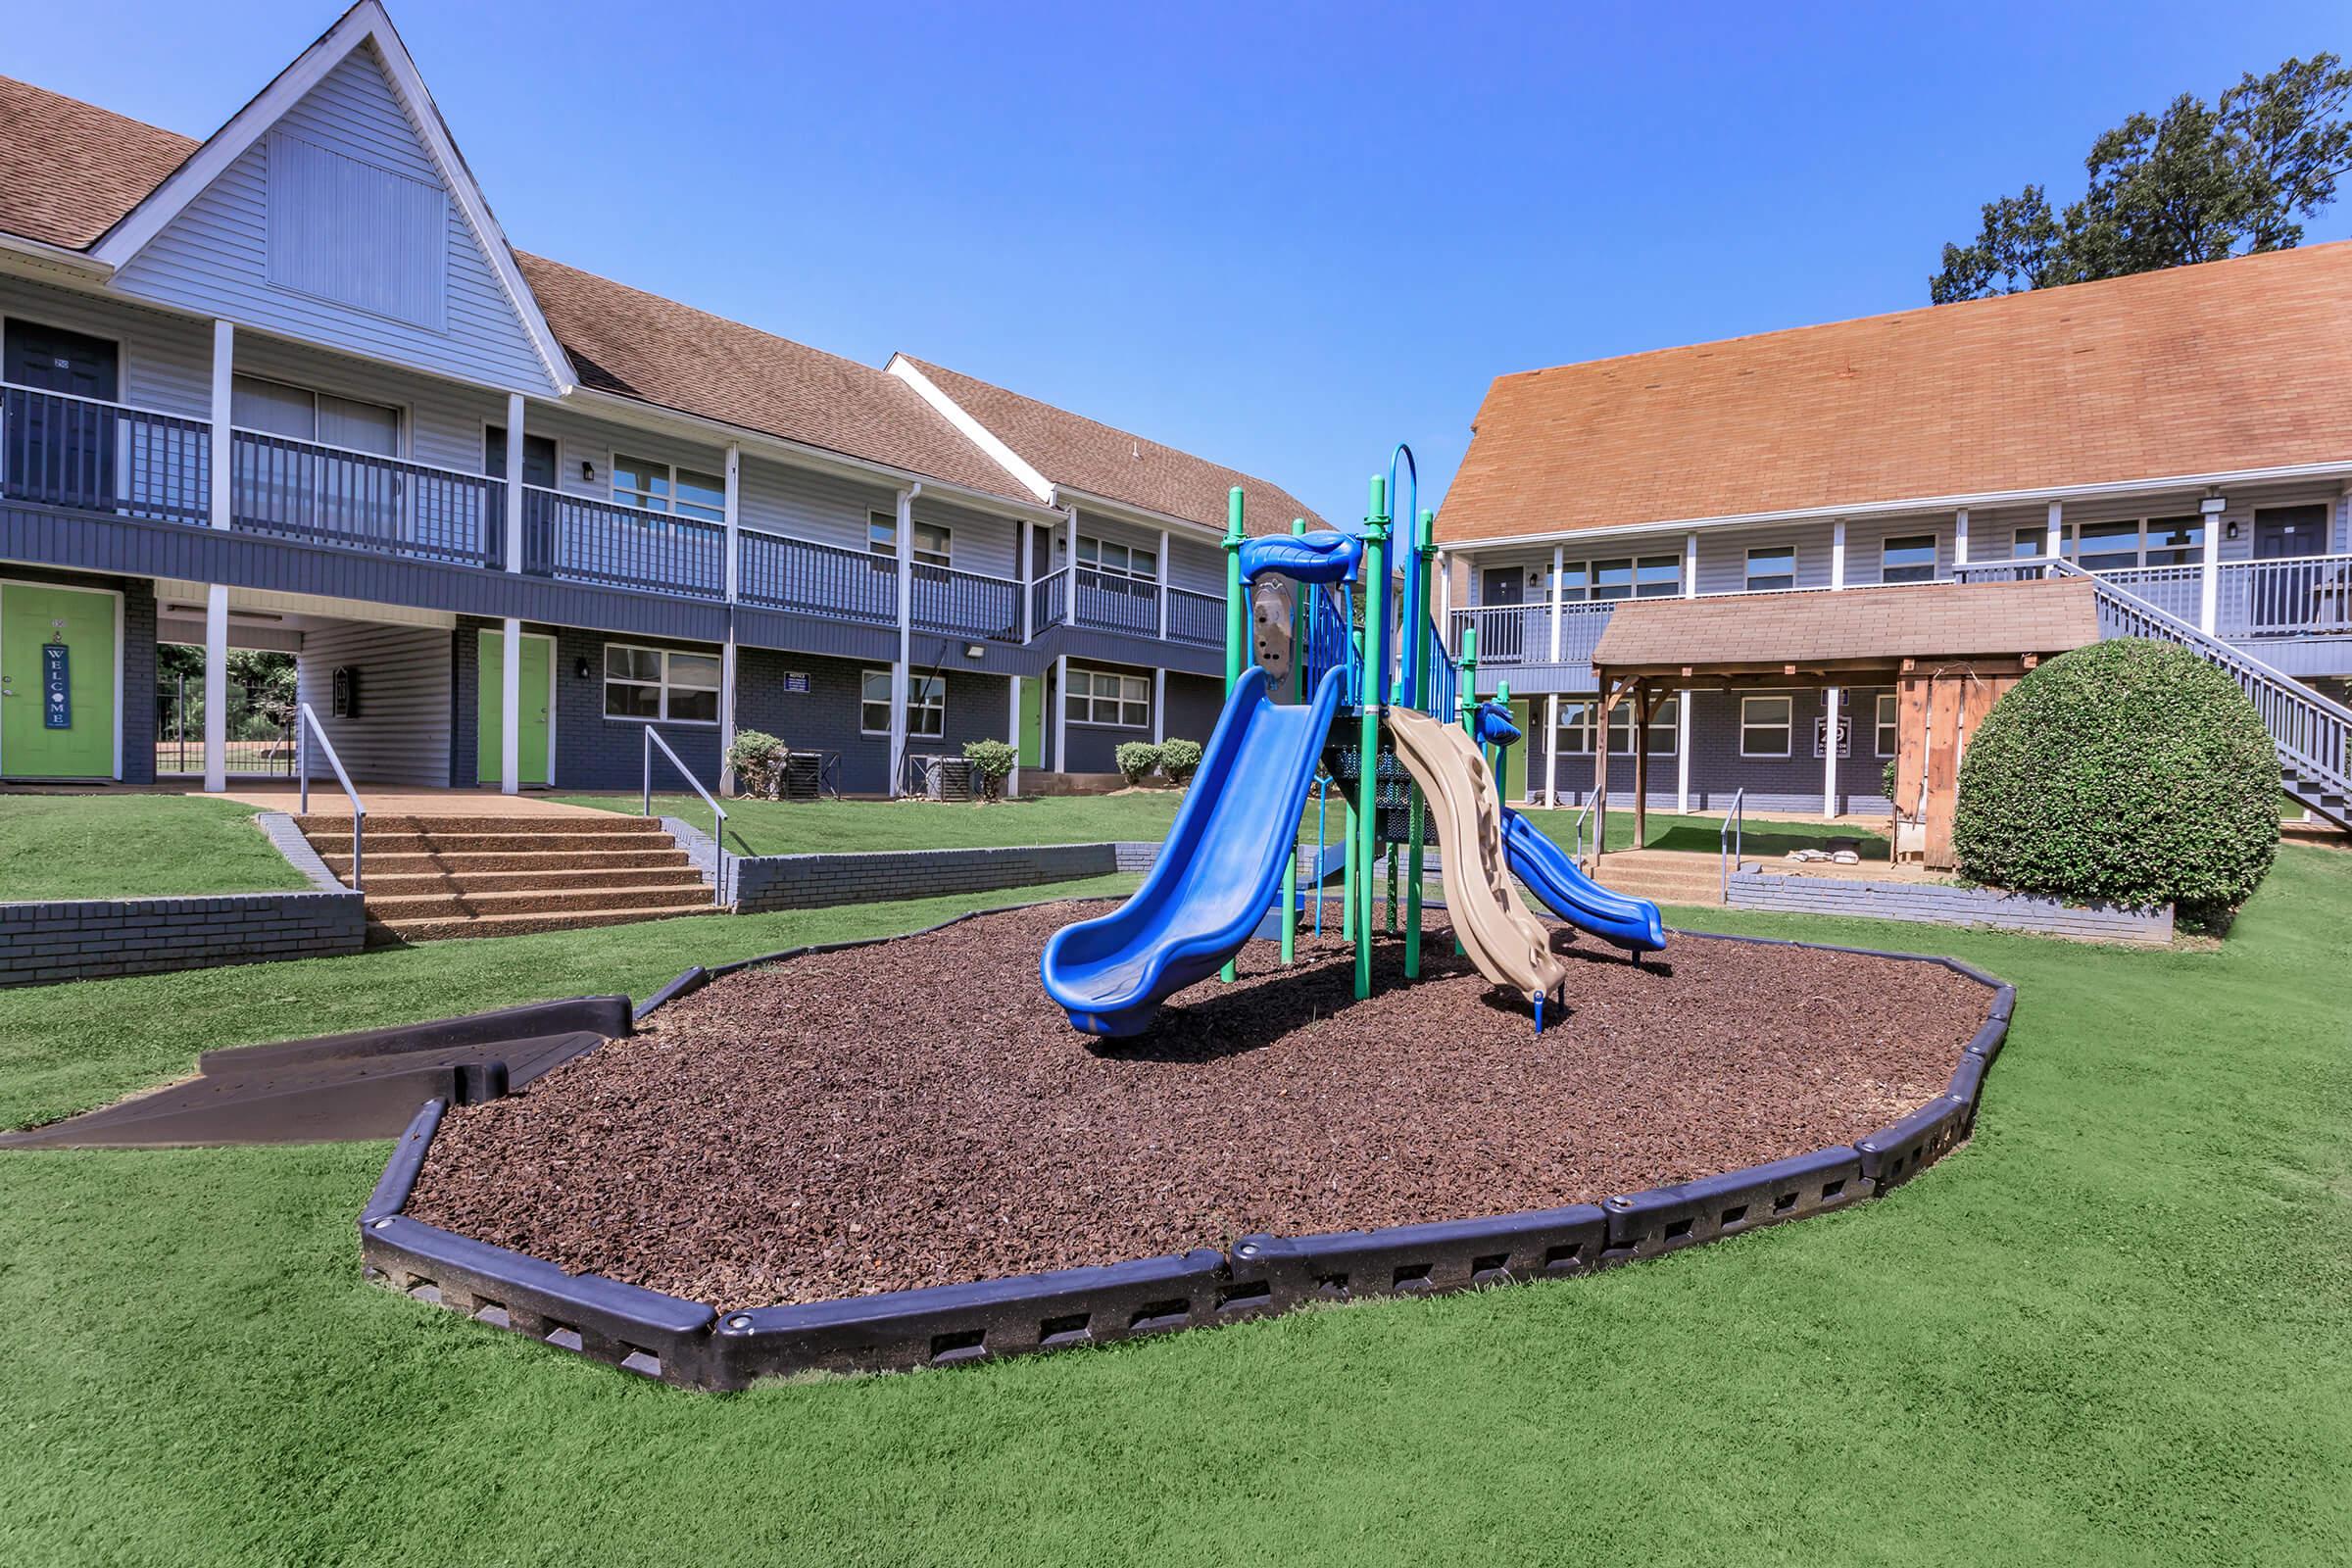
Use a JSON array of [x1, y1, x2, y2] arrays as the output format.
[[1931, 55, 2352, 303]]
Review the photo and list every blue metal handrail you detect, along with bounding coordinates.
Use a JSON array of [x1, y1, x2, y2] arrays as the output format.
[[1299, 580, 1361, 707]]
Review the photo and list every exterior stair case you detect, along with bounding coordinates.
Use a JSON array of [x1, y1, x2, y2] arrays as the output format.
[[295, 814, 714, 942], [2050, 561, 2352, 833]]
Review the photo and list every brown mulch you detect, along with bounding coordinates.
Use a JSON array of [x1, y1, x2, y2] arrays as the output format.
[[404, 903, 1988, 1311]]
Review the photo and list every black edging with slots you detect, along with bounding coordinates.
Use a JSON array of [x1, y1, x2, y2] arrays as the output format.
[[359, 921, 2014, 1391]]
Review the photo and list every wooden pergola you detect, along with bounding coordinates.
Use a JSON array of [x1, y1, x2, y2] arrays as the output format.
[[1585, 579, 2100, 869]]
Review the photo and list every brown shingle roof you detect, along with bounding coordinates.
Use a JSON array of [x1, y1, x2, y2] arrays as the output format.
[[1446, 244, 2352, 545], [0, 75, 197, 248], [513, 255, 1029, 501], [903, 357, 1325, 535], [1591, 579, 2098, 671]]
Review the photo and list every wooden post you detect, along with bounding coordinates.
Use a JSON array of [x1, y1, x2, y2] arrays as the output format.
[[1591, 681, 1612, 867], [1631, 682, 1650, 853]]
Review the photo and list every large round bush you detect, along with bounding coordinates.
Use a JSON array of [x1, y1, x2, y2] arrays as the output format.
[[1953, 638, 2278, 913]]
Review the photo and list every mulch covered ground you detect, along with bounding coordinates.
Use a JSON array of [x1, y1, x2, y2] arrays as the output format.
[[406, 902, 1989, 1311]]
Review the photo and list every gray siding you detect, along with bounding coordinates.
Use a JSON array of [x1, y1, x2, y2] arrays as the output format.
[[0, 275, 212, 416], [293, 619, 452, 786], [112, 43, 554, 394], [738, 455, 899, 554]]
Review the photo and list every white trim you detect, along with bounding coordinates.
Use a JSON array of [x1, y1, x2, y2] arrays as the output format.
[[884, 357, 1054, 503], [601, 640, 722, 726], [0, 575, 125, 782], [1674, 690, 1690, 811], [151, 579, 456, 629], [91, 1, 575, 394], [1739, 694, 1794, 759], [503, 395, 524, 573], [1743, 540, 1798, 593], [1434, 459, 2352, 552], [859, 665, 944, 740], [1830, 519, 1847, 590], [0, 233, 113, 276], [1874, 691, 1899, 760], [205, 582, 227, 790]]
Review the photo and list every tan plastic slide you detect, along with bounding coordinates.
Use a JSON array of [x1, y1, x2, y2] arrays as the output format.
[[1385, 708, 1569, 1007]]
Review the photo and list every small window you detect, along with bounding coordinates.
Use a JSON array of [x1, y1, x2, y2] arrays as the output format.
[[1880, 534, 1938, 584], [1078, 536, 1156, 581], [1552, 561, 1591, 602], [1555, 700, 1595, 755], [1607, 696, 1678, 756], [1592, 559, 1634, 600], [604, 644, 720, 723], [1634, 556, 1682, 598], [230, 374, 398, 455], [859, 670, 947, 737], [2144, 516, 2204, 567], [2076, 520, 2139, 572], [868, 512, 951, 568], [1065, 666, 1151, 728], [611, 454, 725, 522], [1740, 696, 1793, 758], [1875, 692, 1898, 758], [2013, 524, 2075, 560], [1745, 546, 1796, 593]]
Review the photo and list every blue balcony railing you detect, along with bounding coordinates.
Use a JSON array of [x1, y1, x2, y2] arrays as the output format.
[[1, 383, 211, 527], [520, 485, 723, 598], [235, 430, 502, 567], [1167, 586, 1224, 647], [1073, 567, 1159, 634], [911, 562, 1022, 641], [739, 529, 897, 623]]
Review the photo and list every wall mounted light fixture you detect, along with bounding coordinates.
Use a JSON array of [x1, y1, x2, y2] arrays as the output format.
[[574, 657, 591, 679]]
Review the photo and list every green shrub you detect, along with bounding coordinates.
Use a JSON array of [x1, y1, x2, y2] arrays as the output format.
[[1158, 737, 1203, 784], [1113, 741, 1161, 785], [726, 728, 789, 800], [1952, 639, 2278, 916], [962, 738, 1016, 802]]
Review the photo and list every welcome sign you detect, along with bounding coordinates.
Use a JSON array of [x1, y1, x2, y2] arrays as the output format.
[[41, 642, 70, 729]]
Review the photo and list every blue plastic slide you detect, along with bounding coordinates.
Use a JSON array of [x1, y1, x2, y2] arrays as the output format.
[[1499, 808, 1667, 954], [1042, 662, 1349, 1036]]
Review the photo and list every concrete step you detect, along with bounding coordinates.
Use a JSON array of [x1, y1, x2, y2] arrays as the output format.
[[306, 829, 677, 856], [368, 903, 715, 943], [357, 865, 709, 898], [361, 883, 718, 921], [324, 848, 692, 876], [292, 812, 657, 835]]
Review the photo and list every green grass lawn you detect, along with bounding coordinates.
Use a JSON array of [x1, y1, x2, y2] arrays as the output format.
[[562, 790, 1186, 858], [0, 854, 2346, 1564], [0, 793, 308, 903]]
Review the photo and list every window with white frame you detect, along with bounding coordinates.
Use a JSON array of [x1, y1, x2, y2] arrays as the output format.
[[604, 644, 721, 723], [1876, 692, 1898, 757], [867, 512, 951, 567], [1740, 695, 1794, 758], [2074, 520, 2140, 572], [2144, 515, 2205, 566], [859, 669, 945, 737], [2013, 523, 2074, 559], [612, 453, 724, 521], [231, 374, 398, 455], [1077, 536, 1156, 581], [1880, 534, 1938, 583], [1607, 695, 1678, 756], [1555, 699, 1596, 754], [1745, 545, 1796, 592], [1591, 555, 1682, 600], [1550, 560, 1592, 601], [1065, 665, 1150, 728]]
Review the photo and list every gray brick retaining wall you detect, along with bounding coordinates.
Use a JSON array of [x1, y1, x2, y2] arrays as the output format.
[[662, 819, 1165, 912], [0, 889, 368, 987], [1724, 869, 2173, 944]]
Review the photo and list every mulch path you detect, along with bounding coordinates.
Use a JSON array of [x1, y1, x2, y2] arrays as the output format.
[[405, 902, 1989, 1311]]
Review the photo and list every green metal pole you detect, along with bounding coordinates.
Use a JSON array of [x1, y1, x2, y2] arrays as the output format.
[[1281, 515, 1305, 966], [1221, 486, 1247, 983], [1404, 510, 1434, 978], [1456, 623, 1478, 957], [1355, 475, 1390, 1002], [1494, 678, 1513, 803]]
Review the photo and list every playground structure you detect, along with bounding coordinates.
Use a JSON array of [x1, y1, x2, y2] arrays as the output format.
[[1042, 449, 1667, 1038]]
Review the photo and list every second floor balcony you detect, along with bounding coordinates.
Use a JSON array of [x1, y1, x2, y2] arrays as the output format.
[[0, 381, 1225, 654]]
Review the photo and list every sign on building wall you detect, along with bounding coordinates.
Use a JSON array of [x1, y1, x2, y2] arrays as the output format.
[[783, 671, 809, 694], [40, 642, 70, 729], [1811, 714, 1851, 759]]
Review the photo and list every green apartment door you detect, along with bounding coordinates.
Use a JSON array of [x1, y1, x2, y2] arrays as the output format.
[[475, 629, 553, 786], [1017, 675, 1045, 768], [1, 583, 116, 780]]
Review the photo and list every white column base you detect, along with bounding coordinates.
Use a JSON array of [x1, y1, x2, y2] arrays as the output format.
[[202, 584, 228, 793]]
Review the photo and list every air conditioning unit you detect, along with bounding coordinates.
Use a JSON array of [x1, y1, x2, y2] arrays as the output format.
[[908, 753, 974, 802]]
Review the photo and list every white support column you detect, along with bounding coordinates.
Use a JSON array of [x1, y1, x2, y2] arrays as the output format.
[[499, 616, 521, 795], [1544, 692, 1560, 807], [1062, 506, 1079, 624], [503, 394, 524, 573], [1018, 524, 1034, 642], [1675, 693, 1691, 812], [1952, 507, 1970, 568], [1005, 677, 1021, 799], [1155, 528, 1171, 641], [2199, 496, 2226, 634], [1830, 518, 1847, 591], [202, 320, 234, 793], [2044, 501, 2064, 562], [1053, 654, 1069, 772], [1547, 543, 1565, 662], [1682, 530, 1698, 598], [1822, 686, 1839, 820], [1152, 667, 1166, 744], [890, 484, 918, 798], [718, 443, 740, 792]]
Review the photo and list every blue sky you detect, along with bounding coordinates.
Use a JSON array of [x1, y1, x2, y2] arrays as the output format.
[[13, 1, 2348, 524]]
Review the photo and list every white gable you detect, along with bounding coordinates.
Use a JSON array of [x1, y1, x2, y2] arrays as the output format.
[[108, 37, 561, 394]]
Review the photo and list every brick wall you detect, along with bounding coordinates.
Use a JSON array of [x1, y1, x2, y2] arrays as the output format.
[[1724, 869, 2173, 943], [726, 842, 1137, 912], [0, 890, 367, 987]]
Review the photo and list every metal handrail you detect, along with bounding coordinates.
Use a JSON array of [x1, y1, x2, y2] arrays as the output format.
[[642, 726, 729, 907], [1571, 795, 1594, 863], [1719, 788, 1745, 904], [295, 702, 366, 889]]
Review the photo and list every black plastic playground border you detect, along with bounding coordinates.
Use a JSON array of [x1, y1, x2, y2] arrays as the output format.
[[359, 914, 2013, 1391]]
